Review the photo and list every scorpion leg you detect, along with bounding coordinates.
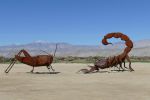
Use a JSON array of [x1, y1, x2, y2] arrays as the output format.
[[107, 66, 111, 73], [114, 64, 119, 71], [114, 66, 116, 71], [126, 55, 134, 71], [118, 64, 121, 71], [119, 63, 125, 72], [95, 66, 99, 72], [114, 64, 120, 71], [123, 61, 128, 69]]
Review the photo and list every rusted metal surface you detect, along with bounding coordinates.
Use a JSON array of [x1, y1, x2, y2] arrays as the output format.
[[5, 44, 58, 73], [79, 32, 134, 74]]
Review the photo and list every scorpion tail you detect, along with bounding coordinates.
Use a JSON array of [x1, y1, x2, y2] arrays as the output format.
[[102, 32, 133, 58]]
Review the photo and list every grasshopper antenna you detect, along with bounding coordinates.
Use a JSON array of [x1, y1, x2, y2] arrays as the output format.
[[53, 43, 58, 57], [39, 50, 50, 55]]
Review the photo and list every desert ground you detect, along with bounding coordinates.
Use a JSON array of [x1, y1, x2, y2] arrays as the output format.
[[0, 63, 150, 100]]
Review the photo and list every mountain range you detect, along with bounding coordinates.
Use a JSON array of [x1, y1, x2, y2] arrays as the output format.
[[0, 39, 150, 57]]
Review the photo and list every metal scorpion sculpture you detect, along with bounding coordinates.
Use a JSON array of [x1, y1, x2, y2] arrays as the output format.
[[79, 32, 134, 74], [5, 44, 58, 73]]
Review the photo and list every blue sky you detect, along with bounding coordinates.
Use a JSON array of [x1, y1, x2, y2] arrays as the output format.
[[0, 0, 150, 45]]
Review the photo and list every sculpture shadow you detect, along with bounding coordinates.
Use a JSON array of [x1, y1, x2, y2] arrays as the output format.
[[84, 69, 131, 74], [27, 72, 60, 74], [82, 70, 109, 74], [111, 69, 130, 72], [92, 71, 109, 73]]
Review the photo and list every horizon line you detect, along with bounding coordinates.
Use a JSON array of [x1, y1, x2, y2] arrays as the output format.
[[0, 38, 150, 46]]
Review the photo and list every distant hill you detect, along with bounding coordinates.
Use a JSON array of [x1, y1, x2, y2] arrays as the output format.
[[0, 40, 150, 57]]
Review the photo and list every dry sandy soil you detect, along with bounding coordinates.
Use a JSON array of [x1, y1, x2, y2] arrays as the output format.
[[0, 63, 150, 100]]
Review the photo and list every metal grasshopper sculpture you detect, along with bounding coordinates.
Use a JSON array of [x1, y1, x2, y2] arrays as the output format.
[[5, 44, 58, 73], [79, 32, 134, 74]]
